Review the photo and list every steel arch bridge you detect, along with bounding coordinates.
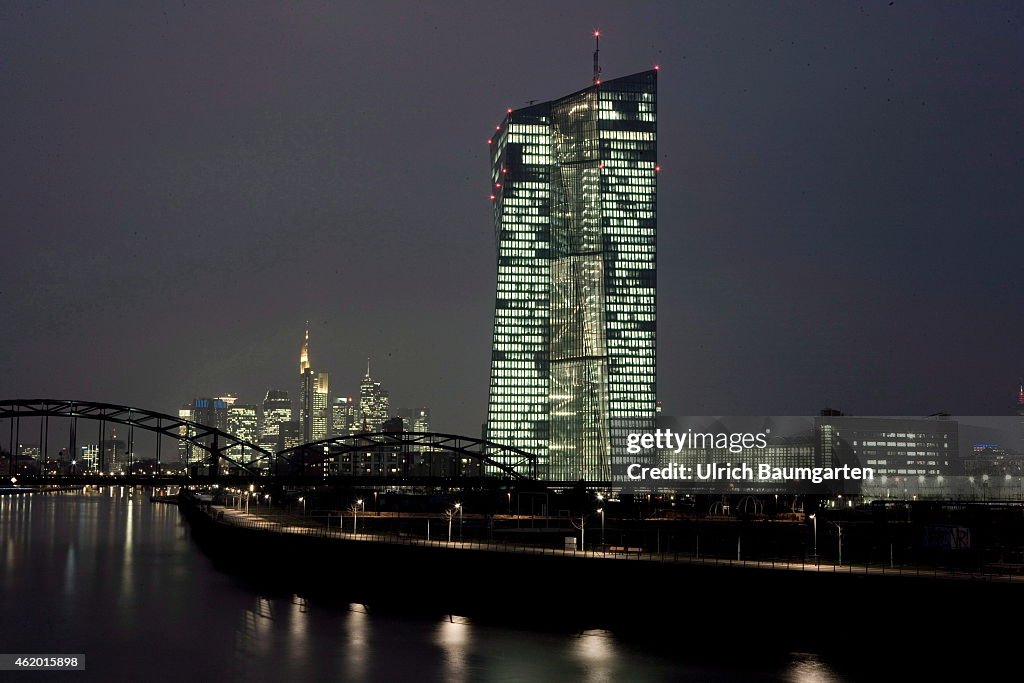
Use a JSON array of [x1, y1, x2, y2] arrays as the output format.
[[272, 432, 538, 480], [0, 399, 268, 476], [0, 399, 539, 483]]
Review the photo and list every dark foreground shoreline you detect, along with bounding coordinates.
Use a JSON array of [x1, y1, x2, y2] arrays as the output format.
[[179, 494, 1019, 677]]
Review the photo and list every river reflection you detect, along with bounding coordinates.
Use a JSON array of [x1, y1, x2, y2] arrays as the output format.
[[0, 492, 852, 682]]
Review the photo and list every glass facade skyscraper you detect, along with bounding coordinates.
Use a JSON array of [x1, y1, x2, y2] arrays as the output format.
[[359, 359, 390, 432], [486, 70, 657, 481], [259, 389, 292, 454]]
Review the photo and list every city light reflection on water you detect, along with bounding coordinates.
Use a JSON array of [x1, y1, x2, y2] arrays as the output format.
[[0, 492, 854, 682], [785, 653, 842, 683], [435, 616, 472, 682]]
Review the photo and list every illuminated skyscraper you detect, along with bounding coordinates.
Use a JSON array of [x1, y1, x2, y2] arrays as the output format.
[[178, 404, 193, 465], [486, 67, 657, 481], [174, 397, 229, 470], [299, 323, 313, 444], [331, 396, 358, 436], [227, 402, 259, 462], [312, 373, 329, 442], [259, 389, 292, 453], [359, 359, 390, 432]]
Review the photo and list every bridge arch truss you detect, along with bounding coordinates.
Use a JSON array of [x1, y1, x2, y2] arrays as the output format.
[[273, 431, 538, 481], [0, 399, 268, 476]]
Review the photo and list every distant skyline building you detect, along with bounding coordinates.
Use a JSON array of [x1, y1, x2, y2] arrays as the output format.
[[486, 67, 658, 481], [1016, 381, 1024, 453], [331, 396, 358, 436], [102, 431, 127, 474], [414, 407, 431, 433], [226, 402, 259, 462], [395, 407, 431, 433], [299, 323, 314, 444], [259, 389, 292, 453], [189, 397, 229, 469], [178, 404, 192, 465], [359, 359, 390, 432], [313, 372, 329, 442], [280, 419, 300, 451], [79, 443, 99, 472], [816, 414, 959, 482]]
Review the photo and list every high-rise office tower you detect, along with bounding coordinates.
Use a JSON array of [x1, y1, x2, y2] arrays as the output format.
[[395, 407, 432, 433], [486, 65, 657, 481], [299, 323, 314, 444], [227, 402, 259, 462], [313, 372, 329, 442], [191, 397, 230, 466], [102, 430, 127, 474], [178, 404, 193, 465], [359, 359, 390, 432], [259, 389, 292, 453], [280, 420, 300, 451], [413, 407, 431, 433], [331, 396, 358, 436]]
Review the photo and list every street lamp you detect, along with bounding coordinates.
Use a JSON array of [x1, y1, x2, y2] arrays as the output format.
[[354, 499, 364, 533], [299, 496, 305, 515], [597, 507, 605, 549], [455, 502, 463, 541], [809, 513, 817, 559], [828, 520, 843, 566]]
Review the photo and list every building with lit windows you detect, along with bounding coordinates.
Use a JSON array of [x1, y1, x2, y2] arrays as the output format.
[[299, 324, 314, 444], [359, 360, 390, 432], [190, 397, 229, 469], [259, 389, 292, 453], [296, 324, 329, 444], [816, 414, 959, 480], [227, 402, 259, 462], [79, 443, 99, 472], [178, 405, 193, 465], [413, 407, 431, 433], [331, 396, 358, 436], [312, 373, 329, 442], [486, 69, 657, 481]]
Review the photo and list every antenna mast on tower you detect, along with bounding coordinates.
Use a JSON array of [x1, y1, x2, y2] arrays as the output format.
[[593, 29, 601, 85]]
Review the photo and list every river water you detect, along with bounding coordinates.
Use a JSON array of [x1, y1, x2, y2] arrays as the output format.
[[0, 490, 850, 682]]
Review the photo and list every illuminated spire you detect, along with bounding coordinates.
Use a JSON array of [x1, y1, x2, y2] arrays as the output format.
[[592, 29, 601, 85], [299, 322, 310, 373], [366, 356, 371, 378]]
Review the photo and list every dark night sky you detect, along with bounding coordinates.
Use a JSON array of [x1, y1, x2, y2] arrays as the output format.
[[2, 2, 1022, 436]]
